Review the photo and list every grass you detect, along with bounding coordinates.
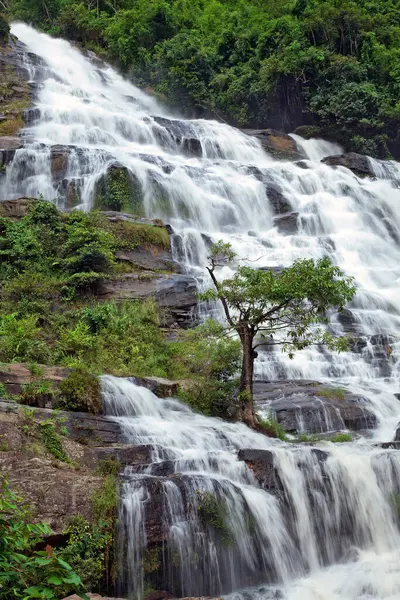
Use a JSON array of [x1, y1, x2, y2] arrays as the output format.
[[317, 387, 347, 402], [258, 413, 287, 441], [329, 432, 353, 443]]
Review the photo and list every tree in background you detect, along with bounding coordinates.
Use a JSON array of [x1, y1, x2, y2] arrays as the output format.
[[202, 242, 356, 428]]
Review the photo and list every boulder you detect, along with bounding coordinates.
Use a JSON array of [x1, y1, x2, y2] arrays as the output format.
[[242, 129, 303, 160], [50, 144, 70, 181], [116, 248, 180, 273], [322, 153, 375, 178], [254, 380, 377, 434], [0, 197, 35, 218], [129, 376, 180, 397], [97, 273, 197, 327], [0, 363, 70, 398], [0, 399, 122, 445], [273, 211, 298, 235], [0, 135, 23, 167]]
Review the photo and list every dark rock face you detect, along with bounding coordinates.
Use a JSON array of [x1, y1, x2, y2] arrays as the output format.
[[322, 153, 374, 178], [254, 380, 377, 434], [394, 425, 400, 442], [273, 211, 298, 235], [265, 184, 292, 214], [116, 248, 180, 273], [242, 129, 303, 160], [238, 449, 284, 494], [0, 136, 23, 168], [97, 273, 197, 327], [152, 116, 203, 157]]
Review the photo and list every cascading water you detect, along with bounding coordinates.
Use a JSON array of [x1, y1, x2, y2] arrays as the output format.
[[102, 376, 400, 600], [2, 22, 400, 600]]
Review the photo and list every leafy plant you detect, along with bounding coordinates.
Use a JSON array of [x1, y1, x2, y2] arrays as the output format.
[[0, 477, 88, 600]]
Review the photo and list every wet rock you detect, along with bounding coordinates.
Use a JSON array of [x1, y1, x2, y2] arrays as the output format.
[[129, 376, 180, 397], [94, 162, 144, 214], [101, 210, 172, 232], [337, 308, 358, 333], [0, 197, 35, 218], [152, 116, 203, 157], [116, 248, 180, 273], [87, 444, 154, 469], [0, 135, 23, 167], [273, 211, 298, 235], [238, 449, 283, 494], [295, 160, 311, 170], [242, 129, 303, 160], [50, 144, 70, 181], [322, 153, 375, 178], [254, 380, 377, 434], [63, 594, 126, 600], [22, 107, 41, 124], [265, 184, 292, 214], [394, 425, 400, 442]]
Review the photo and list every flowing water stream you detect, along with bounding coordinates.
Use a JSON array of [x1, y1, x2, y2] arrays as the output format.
[[2, 22, 400, 600]]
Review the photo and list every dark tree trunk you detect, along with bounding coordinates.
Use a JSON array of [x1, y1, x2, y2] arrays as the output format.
[[237, 324, 257, 428]]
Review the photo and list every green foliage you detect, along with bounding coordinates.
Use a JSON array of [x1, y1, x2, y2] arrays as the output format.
[[197, 491, 233, 545], [95, 458, 122, 477], [6, 0, 400, 156], [91, 475, 118, 522], [0, 477, 88, 600], [61, 515, 112, 594], [142, 548, 161, 575], [258, 413, 287, 441], [329, 432, 353, 443], [0, 14, 10, 40], [58, 367, 101, 414], [317, 387, 347, 402], [39, 420, 70, 462]]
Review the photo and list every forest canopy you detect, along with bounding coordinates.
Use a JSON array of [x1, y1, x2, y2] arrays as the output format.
[[3, 0, 400, 157]]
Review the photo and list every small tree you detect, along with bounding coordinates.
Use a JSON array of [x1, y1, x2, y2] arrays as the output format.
[[202, 242, 356, 428]]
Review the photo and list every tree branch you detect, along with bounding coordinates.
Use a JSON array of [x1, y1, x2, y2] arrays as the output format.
[[206, 265, 235, 328]]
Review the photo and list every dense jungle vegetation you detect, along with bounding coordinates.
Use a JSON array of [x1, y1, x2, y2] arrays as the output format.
[[2, 0, 400, 158]]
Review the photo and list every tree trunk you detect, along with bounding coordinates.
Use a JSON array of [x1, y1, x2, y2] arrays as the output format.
[[238, 325, 257, 428]]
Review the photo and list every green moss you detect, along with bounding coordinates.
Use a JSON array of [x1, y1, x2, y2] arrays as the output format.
[[107, 219, 170, 250], [197, 491, 233, 545], [58, 367, 101, 414], [94, 165, 144, 215]]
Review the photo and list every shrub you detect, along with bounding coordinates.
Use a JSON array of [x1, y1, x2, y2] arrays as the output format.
[[197, 491, 233, 545], [61, 515, 112, 594], [58, 367, 102, 414], [0, 477, 88, 600], [258, 413, 287, 441], [39, 420, 70, 462], [91, 475, 118, 522]]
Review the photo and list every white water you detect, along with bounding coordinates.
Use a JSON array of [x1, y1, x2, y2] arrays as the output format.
[[2, 23, 400, 600], [103, 376, 400, 600]]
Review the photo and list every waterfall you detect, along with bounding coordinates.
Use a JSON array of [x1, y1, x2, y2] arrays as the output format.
[[102, 376, 400, 600], [2, 22, 400, 600]]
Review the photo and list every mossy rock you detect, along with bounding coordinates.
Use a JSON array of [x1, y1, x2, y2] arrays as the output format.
[[58, 367, 102, 414], [94, 162, 144, 215]]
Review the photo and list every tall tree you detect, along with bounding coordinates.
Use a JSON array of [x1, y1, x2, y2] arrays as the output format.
[[202, 242, 356, 428]]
